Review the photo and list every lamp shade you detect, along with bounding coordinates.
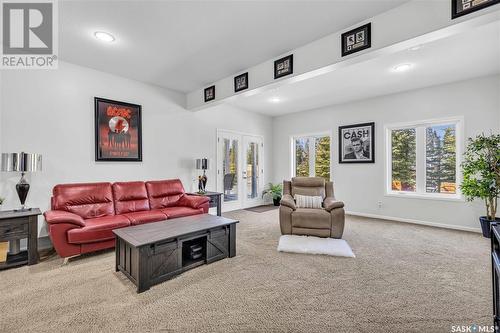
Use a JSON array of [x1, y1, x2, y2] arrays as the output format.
[[1, 152, 42, 172], [196, 158, 209, 170]]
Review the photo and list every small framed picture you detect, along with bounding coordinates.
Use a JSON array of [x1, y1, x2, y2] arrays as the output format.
[[234, 72, 248, 92], [274, 54, 293, 79], [339, 122, 375, 164], [94, 97, 142, 162], [341, 23, 371, 57], [204, 85, 215, 102], [452, 0, 499, 19]]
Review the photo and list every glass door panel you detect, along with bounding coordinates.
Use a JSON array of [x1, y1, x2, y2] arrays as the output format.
[[217, 130, 264, 211], [245, 142, 259, 199], [243, 135, 263, 207], [221, 137, 239, 203]]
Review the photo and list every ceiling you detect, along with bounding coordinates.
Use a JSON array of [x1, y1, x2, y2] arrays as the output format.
[[59, 0, 410, 93], [228, 20, 500, 116]]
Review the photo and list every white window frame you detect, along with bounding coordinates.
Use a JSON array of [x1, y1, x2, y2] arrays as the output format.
[[290, 131, 333, 180], [385, 116, 464, 201]]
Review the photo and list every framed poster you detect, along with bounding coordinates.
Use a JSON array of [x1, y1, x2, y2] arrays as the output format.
[[341, 23, 371, 57], [339, 122, 375, 164], [274, 54, 293, 79], [94, 97, 142, 162], [234, 72, 249, 92], [204, 85, 215, 102], [452, 0, 499, 18]]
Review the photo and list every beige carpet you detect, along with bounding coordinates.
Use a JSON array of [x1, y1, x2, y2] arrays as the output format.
[[0, 210, 491, 333]]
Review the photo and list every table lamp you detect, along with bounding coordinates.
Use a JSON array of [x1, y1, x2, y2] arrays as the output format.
[[196, 158, 209, 193], [1, 152, 42, 211]]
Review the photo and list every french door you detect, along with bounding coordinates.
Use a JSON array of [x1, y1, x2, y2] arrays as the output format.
[[217, 130, 264, 212]]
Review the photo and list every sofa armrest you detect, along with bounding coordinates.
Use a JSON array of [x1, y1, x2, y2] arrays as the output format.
[[323, 197, 344, 212], [280, 194, 296, 211], [44, 210, 85, 227], [178, 195, 210, 209]]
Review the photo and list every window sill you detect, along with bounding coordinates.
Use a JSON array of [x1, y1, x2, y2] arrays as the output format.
[[385, 191, 465, 202]]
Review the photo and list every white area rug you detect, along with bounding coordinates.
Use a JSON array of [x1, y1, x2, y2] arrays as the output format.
[[277, 235, 355, 257]]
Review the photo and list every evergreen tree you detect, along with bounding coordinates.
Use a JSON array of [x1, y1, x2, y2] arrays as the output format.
[[441, 127, 456, 193], [426, 128, 442, 193], [392, 129, 416, 191], [315, 137, 330, 180]]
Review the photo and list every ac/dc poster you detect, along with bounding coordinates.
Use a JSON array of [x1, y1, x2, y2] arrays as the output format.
[[94, 97, 142, 161]]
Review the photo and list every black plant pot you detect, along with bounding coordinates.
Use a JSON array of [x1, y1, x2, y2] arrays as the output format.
[[479, 216, 500, 238], [273, 197, 281, 206]]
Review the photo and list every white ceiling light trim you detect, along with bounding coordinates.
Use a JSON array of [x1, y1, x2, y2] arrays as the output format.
[[269, 97, 281, 103], [392, 63, 413, 73], [94, 31, 115, 43]]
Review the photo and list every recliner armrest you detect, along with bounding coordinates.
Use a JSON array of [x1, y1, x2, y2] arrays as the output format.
[[280, 194, 296, 211], [178, 194, 210, 209], [323, 197, 344, 212], [44, 210, 85, 227]]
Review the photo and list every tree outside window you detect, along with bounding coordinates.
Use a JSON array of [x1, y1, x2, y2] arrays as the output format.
[[293, 134, 331, 181], [388, 119, 460, 198]]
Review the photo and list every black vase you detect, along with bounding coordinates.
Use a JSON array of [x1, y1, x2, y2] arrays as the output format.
[[273, 197, 281, 206], [16, 173, 30, 210], [479, 216, 500, 238]]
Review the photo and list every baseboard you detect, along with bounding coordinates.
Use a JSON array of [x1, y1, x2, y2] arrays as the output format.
[[345, 211, 482, 233]]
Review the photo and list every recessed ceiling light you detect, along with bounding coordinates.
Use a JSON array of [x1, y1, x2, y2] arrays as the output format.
[[94, 31, 115, 43], [269, 97, 281, 103], [392, 63, 413, 73], [409, 45, 422, 51]]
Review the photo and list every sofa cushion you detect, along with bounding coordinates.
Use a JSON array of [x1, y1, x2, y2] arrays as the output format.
[[292, 208, 331, 229], [67, 215, 130, 244], [146, 179, 185, 209], [52, 182, 115, 219], [112, 181, 150, 214], [161, 206, 204, 219], [294, 194, 323, 209], [124, 210, 167, 225]]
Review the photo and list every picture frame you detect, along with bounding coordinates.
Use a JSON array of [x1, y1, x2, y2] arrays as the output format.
[[451, 0, 499, 19], [274, 54, 293, 79], [94, 97, 142, 162], [341, 23, 371, 57], [204, 85, 215, 102], [234, 72, 249, 92], [338, 122, 375, 164]]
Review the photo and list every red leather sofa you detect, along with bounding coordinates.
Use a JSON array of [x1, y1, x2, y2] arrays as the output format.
[[43, 179, 209, 258]]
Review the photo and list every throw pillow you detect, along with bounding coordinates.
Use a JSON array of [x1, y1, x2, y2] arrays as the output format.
[[294, 194, 323, 209]]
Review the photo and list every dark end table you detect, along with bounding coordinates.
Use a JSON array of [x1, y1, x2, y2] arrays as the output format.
[[188, 191, 222, 216], [0, 208, 41, 270]]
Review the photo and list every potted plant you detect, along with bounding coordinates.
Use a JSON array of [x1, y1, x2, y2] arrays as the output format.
[[461, 133, 500, 238], [262, 183, 283, 206]]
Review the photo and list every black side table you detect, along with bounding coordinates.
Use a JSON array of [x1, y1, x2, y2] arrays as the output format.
[[0, 209, 41, 270], [188, 192, 222, 216]]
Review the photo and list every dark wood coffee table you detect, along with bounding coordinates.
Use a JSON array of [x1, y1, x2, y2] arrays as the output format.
[[113, 214, 238, 293]]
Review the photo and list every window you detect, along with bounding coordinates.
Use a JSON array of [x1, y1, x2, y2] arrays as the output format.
[[386, 118, 462, 199], [292, 134, 331, 180]]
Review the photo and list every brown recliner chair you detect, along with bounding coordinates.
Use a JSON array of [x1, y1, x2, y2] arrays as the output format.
[[280, 177, 345, 238]]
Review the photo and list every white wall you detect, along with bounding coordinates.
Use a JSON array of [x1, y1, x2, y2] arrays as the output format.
[[272, 75, 500, 231], [0, 61, 273, 237]]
